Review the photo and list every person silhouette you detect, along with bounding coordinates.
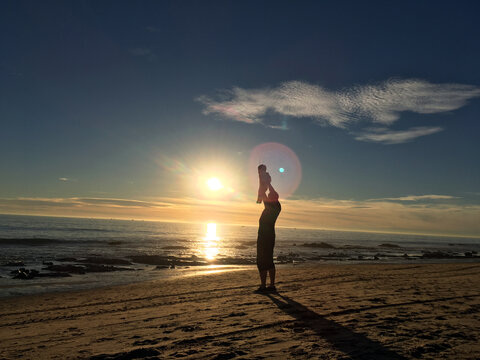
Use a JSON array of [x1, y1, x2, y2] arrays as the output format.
[[255, 171, 281, 293]]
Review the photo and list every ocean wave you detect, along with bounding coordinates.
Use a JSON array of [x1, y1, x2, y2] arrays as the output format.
[[0, 238, 66, 245], [0, 238, 113, 246], [0, 225, 117, 233]]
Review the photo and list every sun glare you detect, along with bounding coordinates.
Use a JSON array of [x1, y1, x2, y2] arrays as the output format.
[[205, 223, 219, 240], [204, 223, 219, 260], [206, 177, 223, 191]]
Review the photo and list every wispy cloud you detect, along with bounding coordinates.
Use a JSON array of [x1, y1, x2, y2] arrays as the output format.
[[58, 177, 70, 182], [369, 194, 458, 202], [197, 79, 480, 143], [0, 197, 171, 209], [354, 126, 444, 144]]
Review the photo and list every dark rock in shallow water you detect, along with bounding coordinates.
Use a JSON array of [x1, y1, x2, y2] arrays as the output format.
[[130, 255, 171, 266], [77, 257, 132, 265], [301, 242, 336, 249], [45, 264, 86, 274], [56, 257, 77, 262], [2, 261, 25, 267], [155, 265, 169, 270], [421, 251, 455, 259], [325, 252, 350, 258], [276, 253, 305, 263], [340, 244, 374, 250], [107, 241, 122, 245], [44, 263, 133, 274], [378, 243, 400, 248], [38, 272, 71, 278], [83, 264, 133, 272], [10, 267, 72, 279], [129, 255, 206, 266], [11, 268, 38, 280]]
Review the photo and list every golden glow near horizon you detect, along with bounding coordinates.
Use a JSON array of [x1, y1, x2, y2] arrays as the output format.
[[204, 222, 219, 260], [206, 177, 223, 191]]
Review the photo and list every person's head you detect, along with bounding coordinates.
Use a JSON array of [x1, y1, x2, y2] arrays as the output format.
[[258, 164, 267, 173]]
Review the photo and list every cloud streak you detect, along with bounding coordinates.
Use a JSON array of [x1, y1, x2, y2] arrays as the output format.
[[354, 126, 444, 144], [198, 79, 480, 143], [369, 194, 458, 202], [1, 195, 479, 237]]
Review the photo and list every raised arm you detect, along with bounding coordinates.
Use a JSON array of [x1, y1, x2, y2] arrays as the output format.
[[267, 183, 279, 201]]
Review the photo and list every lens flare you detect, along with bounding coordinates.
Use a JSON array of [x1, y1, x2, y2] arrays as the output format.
[[248, 142, 302, 198]]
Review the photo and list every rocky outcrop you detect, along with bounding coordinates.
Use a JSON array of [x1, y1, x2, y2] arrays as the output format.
[[10, 268, 71, 279]]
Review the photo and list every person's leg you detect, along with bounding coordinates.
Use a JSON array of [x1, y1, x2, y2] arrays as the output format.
[[268, 267, 275, 286], [259, 269, 267, 287]]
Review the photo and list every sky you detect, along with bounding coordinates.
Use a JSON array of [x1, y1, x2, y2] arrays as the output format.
[[1, 0, 480, 236]]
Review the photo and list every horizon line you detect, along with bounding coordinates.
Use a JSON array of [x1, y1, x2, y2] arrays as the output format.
[[2, 212, 479, 240]]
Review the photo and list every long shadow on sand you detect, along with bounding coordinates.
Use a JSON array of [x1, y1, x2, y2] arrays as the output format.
[[265, 293, 407, 360]]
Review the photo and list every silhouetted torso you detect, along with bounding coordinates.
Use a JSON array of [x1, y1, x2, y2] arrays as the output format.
[[256, 194, 281, 271]]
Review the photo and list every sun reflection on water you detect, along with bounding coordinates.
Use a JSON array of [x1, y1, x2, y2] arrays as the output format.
[[204, 223, 219, 260]]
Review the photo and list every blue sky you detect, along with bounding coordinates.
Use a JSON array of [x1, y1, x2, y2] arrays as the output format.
[[1, 1, 480, 235]]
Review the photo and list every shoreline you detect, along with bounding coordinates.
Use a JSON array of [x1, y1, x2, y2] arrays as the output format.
[[2, 256, 480, 299], [2, 257, 480, 299], [1, 263, 479, 359]]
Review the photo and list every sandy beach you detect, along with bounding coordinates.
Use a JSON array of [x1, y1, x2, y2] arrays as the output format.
[[1, 263, 479, 359]]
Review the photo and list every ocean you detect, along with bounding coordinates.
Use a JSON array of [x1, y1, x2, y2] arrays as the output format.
[[0, 214, 479, 297]]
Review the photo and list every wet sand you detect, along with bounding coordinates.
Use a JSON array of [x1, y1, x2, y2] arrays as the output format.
[[1, 263, 479, 359]]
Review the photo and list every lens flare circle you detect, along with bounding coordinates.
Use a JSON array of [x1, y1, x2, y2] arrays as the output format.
[[248, 142, 302, 199]]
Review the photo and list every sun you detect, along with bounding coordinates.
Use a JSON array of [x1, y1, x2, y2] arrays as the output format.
[[206, 177, 223, 191]]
